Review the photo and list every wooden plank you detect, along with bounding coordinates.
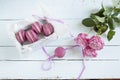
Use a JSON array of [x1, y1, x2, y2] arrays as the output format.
[[0, 0, 113, 19], [0, 20, 120, 46], [0, 60, 119, 79], [0, 46, 119, 60], [0, 21, 15, 46], [0, 0, 44, 19], [0, 0, 120, 79]]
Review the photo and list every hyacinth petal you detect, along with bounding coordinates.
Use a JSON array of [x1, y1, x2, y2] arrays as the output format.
[[88, 36, 104, 50], [82, 46, 97, 57], [74, 33, 88, 48]]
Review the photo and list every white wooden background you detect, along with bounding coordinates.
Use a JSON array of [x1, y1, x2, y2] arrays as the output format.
[[0, 0, 120, 79]]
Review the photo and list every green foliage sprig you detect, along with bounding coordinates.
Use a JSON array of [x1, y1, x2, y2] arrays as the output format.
[[82, 0, 120, 41]]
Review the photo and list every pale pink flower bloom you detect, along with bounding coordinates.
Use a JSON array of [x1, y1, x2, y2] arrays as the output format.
[[88, 36, 104, 50], [74, 33, 89, 48], [82, 46, 97, 57], [74, 33, 104, 58]]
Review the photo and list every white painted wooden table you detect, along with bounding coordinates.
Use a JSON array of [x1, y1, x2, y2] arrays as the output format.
[[0, 0, 120, 79]]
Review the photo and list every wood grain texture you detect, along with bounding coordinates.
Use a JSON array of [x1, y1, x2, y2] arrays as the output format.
[[0, 0, 120, 79], [0, 20, 120, 46], [0, 46, 119, 60], [0, 61, 119, 79]]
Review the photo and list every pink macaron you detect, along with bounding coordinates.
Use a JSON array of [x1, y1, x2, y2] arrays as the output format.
[[42, 23, 54, 36], [54, 47, 66, 58], [26, 29, 39, 43], [32, 21, 43, 34], [15, 30, 26, 44]]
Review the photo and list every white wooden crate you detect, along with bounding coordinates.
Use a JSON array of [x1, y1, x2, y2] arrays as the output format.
[[0, 0, 120, 79]]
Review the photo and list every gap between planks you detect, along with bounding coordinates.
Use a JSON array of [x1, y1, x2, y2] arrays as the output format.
[[0, 45, 120, 47], [0, 18, 88, 21], [0, 59, 119, 62], [0, 18, 119, 62]]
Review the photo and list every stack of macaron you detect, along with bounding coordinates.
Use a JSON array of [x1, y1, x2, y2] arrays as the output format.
[[15, 21, 54, 44]]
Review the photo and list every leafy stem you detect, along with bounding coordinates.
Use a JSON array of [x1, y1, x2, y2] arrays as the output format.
[[82, 2, 120, 41]]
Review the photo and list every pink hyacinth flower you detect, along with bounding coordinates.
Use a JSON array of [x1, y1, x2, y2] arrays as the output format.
[[82, 46, 97, 57], [74, 33, 89, 48], [88, 36, 104, 50]]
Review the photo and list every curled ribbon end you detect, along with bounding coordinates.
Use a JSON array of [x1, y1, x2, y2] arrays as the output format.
[[41, 60, 52, 71]]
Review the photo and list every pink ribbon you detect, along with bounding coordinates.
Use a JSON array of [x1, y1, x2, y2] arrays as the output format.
[[32, 15, 74, 37], [41, 47, 55, 71], [32, 15, 64, 24], [41, 46, 86, 80], [77, 49, 86, 80], [33, 15, 86, 79]]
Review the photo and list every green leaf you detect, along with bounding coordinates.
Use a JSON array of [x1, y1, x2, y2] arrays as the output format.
[[107, 17, 114, 30], [90, 14, 99, 24], [107, 30, 115, 41], [112, 0, 120, 8], [92, 5, 105, 17], [94, 16, 105, 23], [94, 26, 98, 32], [94, 24, 108, 35], [100, 24, 108, 34], [94, 24, 101, 33], [81, 3, 119, 41], [112, 12, 119, 17], [103, 7, 113, 16], [114, 8, 120, 12], [82, 18, 95, 27], [112, 8, 120, 17], [90, 14, 96, 19], [113, 17, 120, 23]]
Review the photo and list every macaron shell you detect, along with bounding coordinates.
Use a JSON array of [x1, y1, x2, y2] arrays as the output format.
[[54, 47, 66, 58], [26, 30, 38, 43], [16, 33, 22, 43], [32, 22, 42, 34], [43, 23, 54, 36], [15, 30, 26, 44]]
